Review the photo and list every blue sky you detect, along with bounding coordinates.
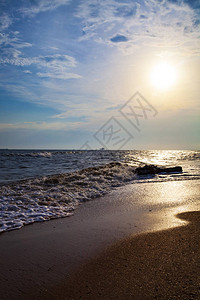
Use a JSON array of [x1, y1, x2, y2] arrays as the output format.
[[0, 0, 199, 149]]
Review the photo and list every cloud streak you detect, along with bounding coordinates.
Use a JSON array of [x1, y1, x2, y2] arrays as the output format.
[[20, 0, 71, 16], [0, 53, 81, 80], [0, 30, 32, 55], [0, 121, 80, 131]]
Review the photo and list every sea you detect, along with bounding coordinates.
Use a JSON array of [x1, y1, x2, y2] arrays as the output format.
[[0, 149, 199, 233]]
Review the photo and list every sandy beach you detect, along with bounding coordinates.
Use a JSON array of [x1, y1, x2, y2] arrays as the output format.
[[1, 0, 200, 298], [62, 210, 200, 300], [0, 180, 199, 299]]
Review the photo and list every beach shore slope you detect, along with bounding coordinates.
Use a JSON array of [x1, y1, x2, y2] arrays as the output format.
[[61, 210, 200, 300], [0, 180, 199, 299]]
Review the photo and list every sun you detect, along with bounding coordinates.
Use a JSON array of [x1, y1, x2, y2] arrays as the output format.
[[150, 61, 177, 90]]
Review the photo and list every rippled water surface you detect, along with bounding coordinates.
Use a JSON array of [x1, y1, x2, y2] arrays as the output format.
[[0, 150, 199, 232], [1, 149, 199, 183]]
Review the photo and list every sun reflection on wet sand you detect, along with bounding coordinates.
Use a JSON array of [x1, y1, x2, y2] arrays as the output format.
[[144, 207, 190, 234], [137, 180, 200, 233], [118, 180, 200, 235]]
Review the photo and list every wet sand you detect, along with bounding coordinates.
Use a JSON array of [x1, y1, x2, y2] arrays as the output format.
[[61, 211, 200, 300], [0, 180, 199, 299]]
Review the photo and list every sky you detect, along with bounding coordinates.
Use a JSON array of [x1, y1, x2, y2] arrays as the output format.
[[0, 0, 199, 150]]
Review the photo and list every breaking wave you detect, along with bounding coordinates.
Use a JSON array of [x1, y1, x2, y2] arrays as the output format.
[[0, 162, 137, 232]]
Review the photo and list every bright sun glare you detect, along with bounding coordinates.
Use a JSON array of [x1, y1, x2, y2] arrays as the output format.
[[150, 62, 177, 90]]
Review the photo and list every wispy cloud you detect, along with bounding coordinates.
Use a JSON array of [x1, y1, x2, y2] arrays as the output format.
[[23, 70, 32, 74], [51, 110, 89, 120], [0, 31, 32, 52], [168, 0, 200, 10], [76, 0, 200, 56], [35, 54, 81, 80], [0, 53, 81, 80], [0, 121, 81, 131], [0, 83, 37, 101], [20, 0, 71, 16], [37, 72, 81, 80], [0, 13, 12, 30], [51, 113, 89, 122]]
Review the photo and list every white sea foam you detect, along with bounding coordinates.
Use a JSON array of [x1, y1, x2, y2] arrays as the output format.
[[0, 162, 138, 232]]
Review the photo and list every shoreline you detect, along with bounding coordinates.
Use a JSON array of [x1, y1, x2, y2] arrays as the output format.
[[0, 180, 199, 299]]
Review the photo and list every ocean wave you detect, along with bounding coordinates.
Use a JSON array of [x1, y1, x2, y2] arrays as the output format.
[[178, 151, 200, 161], [0, 156, 199, 233], [0, 162, 137, 232], [3, 151, 53, 158]]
